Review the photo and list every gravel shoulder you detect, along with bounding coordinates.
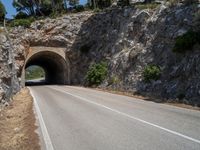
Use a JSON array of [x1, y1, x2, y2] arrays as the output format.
[[0, 88, 40, 150], [93, 87, 200, 111]]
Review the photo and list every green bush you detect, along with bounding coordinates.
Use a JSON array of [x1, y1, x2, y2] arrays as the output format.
[[15, 12, 29, 19], [143, 65, 161, 82], [85, 62, 108, 86], [173, 30, 200, 53], [111, 75, 120, 84], [109, 75, 120, 85], [10, 18, 34, 28]]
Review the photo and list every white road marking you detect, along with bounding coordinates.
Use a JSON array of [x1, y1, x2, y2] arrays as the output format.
[[50, 86, 200, 145], [29, 87, 54, 150]]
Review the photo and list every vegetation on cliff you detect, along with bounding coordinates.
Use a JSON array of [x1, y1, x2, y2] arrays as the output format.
[[1, 0, 200, 104], [173, 31, 200, 53], [85, 62, 108, 86], [7, 0, 198, 28], [143, 65, 161, 82], [0, 0, 6, 23]]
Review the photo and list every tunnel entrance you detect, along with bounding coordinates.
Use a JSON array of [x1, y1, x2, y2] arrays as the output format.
[[25, 65, 46, 86], [23, 48, 70, 86]]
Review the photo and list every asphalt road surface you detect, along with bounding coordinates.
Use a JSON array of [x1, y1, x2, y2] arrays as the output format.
[[29, 86, 200, 150], [26, 78, 46, 86]]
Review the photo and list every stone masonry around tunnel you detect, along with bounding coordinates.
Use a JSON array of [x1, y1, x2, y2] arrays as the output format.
[[21, 46, 70, 86]]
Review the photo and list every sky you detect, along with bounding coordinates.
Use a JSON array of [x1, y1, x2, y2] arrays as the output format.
[[1, 0, 16, 18], [1, 0, 87, 19]]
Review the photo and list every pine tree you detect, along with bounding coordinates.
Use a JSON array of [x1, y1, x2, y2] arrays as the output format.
[[0, 0, 6, 23]]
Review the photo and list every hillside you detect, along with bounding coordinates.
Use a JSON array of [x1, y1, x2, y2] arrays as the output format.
[[0, 2, 200, 106]]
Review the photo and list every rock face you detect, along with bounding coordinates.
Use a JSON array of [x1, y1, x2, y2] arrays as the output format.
[[1, 4, 200, 106], [0, 29, 19, 104]]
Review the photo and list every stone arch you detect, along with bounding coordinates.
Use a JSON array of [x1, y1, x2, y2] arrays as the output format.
[[21, 46, 70, 86]]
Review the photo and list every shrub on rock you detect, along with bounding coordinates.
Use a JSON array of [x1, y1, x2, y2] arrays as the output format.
[[173, 30, 200, 53], [10, 18, 34, 28], [85, 62, 108, 86], [143, 65, 161, 82]]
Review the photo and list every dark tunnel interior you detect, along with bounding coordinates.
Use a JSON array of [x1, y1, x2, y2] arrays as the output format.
[[25, 51, 68, 86]]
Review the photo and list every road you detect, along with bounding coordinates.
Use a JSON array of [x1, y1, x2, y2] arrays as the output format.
[[26, 78, 46, 86], [29, 86, 200, 150]]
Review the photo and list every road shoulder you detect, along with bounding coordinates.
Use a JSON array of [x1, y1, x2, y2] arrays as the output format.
[[0, 88, 40, 150], [91, 87, 200, 111]]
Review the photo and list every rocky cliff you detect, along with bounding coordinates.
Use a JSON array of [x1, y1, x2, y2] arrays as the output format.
[[0, 29, 19, 105], [1, 3, 200, 106]]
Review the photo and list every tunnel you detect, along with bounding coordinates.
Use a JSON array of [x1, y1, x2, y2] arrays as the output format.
[[24, 51, 69, 86]]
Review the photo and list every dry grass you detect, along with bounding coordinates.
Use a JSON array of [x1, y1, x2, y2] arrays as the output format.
[[135, 3, 160, 10], [0, 88, 40, 150]]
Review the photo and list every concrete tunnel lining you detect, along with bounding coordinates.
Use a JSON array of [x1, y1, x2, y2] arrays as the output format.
[[25, 50, 69, 85]]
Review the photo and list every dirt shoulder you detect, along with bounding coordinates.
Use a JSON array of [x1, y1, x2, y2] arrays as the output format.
[[94, 87, 200, 111], [0, 88, 40, 150]]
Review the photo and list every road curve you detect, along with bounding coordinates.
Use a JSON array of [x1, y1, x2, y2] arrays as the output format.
[[29, 86, 200, 150]]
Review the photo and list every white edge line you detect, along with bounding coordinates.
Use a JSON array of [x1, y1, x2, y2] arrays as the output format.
[[28, 87, 54, 150], [50, 86, 200, 145]]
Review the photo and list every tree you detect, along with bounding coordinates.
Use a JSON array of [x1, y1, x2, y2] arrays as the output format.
[[13, 0, 64, 16], [63, 0, 68, 9], [51, 0, 64, 12], [0, 0, 6, 22], [88, 0, 97, 9], [13, 0, 83, 17], [35, 0, 52, 16], [13, 0, 35, 15], [69, 0, 79, 7]]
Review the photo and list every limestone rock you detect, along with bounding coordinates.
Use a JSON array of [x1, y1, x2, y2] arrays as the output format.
[[0, 4, 199, 105], [0, 31, 20, 104]]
